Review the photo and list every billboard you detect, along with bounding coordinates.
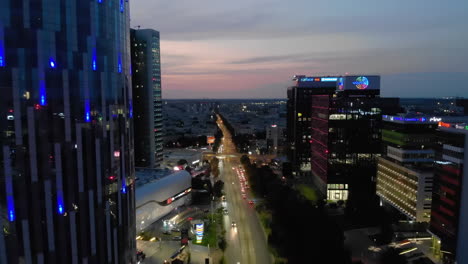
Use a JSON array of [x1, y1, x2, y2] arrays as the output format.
[[337, 75, 380, 91], [207, 136, 215, 144], [294, 76, 339, 88], [195, 223, 204, 243]]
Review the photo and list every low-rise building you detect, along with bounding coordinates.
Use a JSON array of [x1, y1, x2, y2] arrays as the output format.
[[376, 115, 438, 222]]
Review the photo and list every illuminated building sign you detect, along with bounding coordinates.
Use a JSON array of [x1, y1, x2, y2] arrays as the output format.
[[352, 76, 369, 89], [338, 75, 380, 91], [299, 77, 338, 82], [438, 122, 451, 128], [162, 187, 192, 206], [383, 115, 439, 123]]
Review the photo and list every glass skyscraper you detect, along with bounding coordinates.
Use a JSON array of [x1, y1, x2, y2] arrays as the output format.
[[131, 28, 163, 168], [0, 0, 136, 263]]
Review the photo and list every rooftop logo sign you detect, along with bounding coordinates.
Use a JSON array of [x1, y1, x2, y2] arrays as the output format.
[[352, 76, 369, 90]]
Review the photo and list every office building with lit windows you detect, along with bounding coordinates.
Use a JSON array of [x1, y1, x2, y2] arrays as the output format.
[[428, 123, 468, 264], [286, 76, 337, 179], [131, 28, 163, 168], [310, 76, 401, 202], [0, 1, 136, 263], [376, 115, 438, 222]]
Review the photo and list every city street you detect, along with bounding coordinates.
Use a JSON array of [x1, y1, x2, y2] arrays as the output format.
[[215, 115, 273, 264]]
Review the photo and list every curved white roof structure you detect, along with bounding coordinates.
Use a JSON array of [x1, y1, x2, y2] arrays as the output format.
[[135, 170, 192, 232], [136, 170, 191, 204]]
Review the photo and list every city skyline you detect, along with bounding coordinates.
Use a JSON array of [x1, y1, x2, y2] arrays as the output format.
[[131, 0, 468, 99]]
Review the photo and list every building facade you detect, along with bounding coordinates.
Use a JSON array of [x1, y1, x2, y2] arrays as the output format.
[[266, 124, 279, 154], [429, 123, 468, 264], [0, 1, 135, 263], [310, 76, 401, 204], [376, 115, 437, 222], [286, 76, 337, 179], [131, 28, 163, 168]]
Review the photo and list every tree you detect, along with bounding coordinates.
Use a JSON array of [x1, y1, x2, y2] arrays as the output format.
[[282, 162, 293, 178], [211, 157, 220, 177], [218, 237, 227, 251], [213, 180, 224, 198], [240, 155, 250, 165]]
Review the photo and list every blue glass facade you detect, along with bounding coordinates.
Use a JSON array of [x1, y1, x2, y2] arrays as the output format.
[[0, 0, 136, 263]]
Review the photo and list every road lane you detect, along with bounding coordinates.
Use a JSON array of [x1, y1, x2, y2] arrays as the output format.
[[215, 115, 273, 264]]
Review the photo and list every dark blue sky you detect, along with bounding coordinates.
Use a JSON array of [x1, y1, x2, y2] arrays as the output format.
[[131, 0, 468, 98]]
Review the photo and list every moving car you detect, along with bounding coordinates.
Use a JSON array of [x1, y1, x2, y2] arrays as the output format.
[[231, 221, 237, 227]]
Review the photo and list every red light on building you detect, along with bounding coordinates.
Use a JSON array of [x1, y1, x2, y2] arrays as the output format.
[[108, 175, 116, 180], [325, 150, 329, 154], [309, 140, 313, 143], [114, 150, 120, 157], [8, 109, 13, 113], [34, 104, 41, 110]]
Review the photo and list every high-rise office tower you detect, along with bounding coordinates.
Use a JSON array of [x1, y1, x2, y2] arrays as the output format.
[[429, 122, 468, 264], [131, 29, 163, 168], [0, 1, 135, 263], [266, 124, 279, 154], [376, 115, 437, 222], [310, 76, 400, 205], [286, 76, 337, 179]]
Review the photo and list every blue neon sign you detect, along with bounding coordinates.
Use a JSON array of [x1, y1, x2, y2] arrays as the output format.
[[129, 100, 133, 118], [121, 181, 127, 194], [49, 58, 56, 68], [85, 99, 91, 122], [118, 53, 122, 73], [39, 80, 47, 106], [92, 48, 97, 71], [0, 41, 5, 67]]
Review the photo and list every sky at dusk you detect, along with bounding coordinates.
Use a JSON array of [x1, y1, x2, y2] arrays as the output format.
[[131, 0, 468, 99]]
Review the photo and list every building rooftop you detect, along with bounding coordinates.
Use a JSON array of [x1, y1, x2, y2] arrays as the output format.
[[135, 168, 174, 188]]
